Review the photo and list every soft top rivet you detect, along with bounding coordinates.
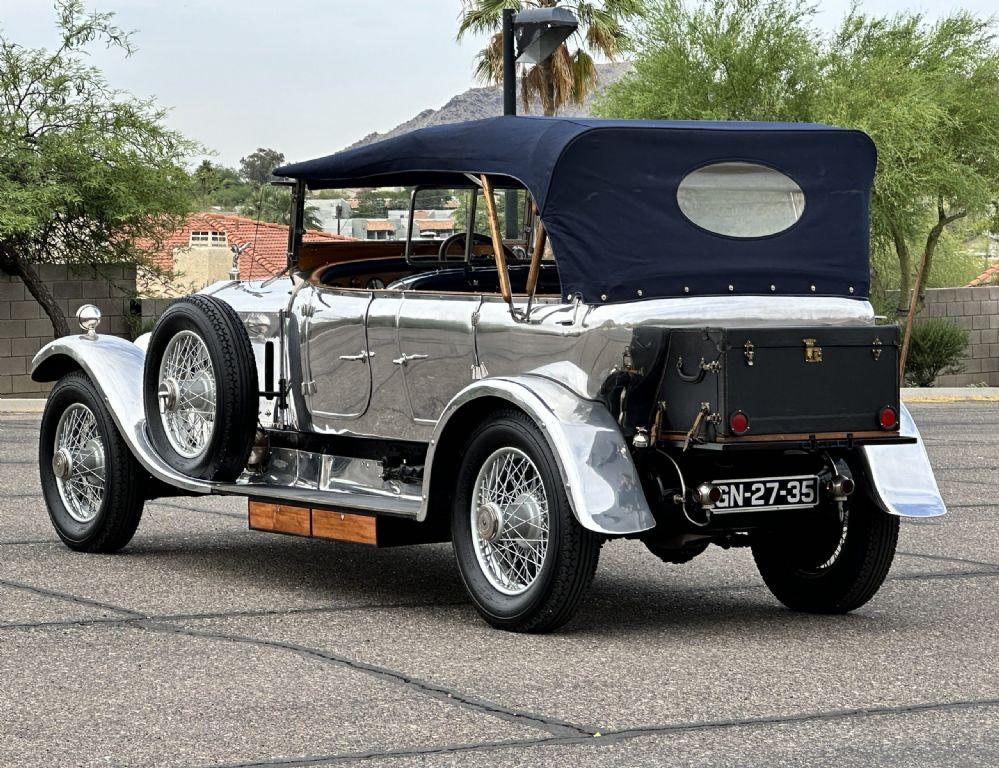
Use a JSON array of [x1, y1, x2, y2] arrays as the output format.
[[770, 284, 776, 292], [600, 294, 607, 301], [849, 286, 855, 294], [728, 284, 734, 292], [683, 286, 690, 294], [810, 285, 816, 292], [637, 289, 643, 297]]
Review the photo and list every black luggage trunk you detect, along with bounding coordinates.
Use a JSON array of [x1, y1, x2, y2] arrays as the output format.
[[656, 325, 900, 443]]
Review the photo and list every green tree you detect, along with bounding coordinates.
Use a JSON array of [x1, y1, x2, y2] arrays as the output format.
[[193, 161, 243, 209], [193, 161, 254, 211], [0, 1, 195, 337], [596, 0, 999, 313], [239, 185, 322, 231], [819, 10, 999, 313], [352, 188, 410, 218], [239, 147, 285, 185], [458, 0, 643, 115]]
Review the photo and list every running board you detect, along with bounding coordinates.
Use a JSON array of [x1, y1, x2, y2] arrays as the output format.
[[212, 446, 423, 518]]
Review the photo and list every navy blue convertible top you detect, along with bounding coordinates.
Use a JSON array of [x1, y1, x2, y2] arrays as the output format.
[[275, 117, 877, 303]]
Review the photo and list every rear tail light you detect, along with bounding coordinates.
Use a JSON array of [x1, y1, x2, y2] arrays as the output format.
[[729, 410, 750, 435], [878, 406, 898, 430]]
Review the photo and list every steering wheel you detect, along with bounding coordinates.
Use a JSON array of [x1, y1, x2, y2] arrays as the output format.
[[438, 231, 519, 264]]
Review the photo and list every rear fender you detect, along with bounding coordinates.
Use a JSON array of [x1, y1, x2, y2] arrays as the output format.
[[31, 335, 211, 494], [859, 403, 946, 518], [422, 375, 656, 535]]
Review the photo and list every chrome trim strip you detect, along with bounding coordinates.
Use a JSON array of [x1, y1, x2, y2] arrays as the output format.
[[214, 482, 421, 517]]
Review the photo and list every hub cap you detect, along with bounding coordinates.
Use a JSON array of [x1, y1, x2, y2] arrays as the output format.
[[470, 447, 550, 595], [53, 404, 106, 523], [158, 331, 217, 458]]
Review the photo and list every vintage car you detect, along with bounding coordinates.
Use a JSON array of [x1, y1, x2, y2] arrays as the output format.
[[32, 117, 946, 632]]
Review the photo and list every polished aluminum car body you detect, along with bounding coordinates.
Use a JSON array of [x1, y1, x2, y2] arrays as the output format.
[[32, 283, 946, 533], [31, 117, 946, 539]]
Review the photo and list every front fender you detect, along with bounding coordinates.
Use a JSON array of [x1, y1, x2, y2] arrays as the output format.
[[31, 335, 210, 494], [422, 375, 656, 535], [859, 403, 946, 518]]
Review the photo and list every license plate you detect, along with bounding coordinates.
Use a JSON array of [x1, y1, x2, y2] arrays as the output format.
[[712, 475, 819, 513]]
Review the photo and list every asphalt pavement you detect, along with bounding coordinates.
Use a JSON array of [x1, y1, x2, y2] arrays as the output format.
[[1, 402, 997, 767]]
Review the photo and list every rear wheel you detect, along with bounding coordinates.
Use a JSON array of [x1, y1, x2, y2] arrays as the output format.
[[40, 372, 145, 552], [451, 409, 602, 632], [751, 490, 898, 613]]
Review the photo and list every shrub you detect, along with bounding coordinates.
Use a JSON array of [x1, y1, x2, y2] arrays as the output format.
[[904, 319, 969, 387]]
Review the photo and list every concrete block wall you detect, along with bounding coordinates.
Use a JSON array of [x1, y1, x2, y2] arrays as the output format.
[[918, 285, 999, 386], [0, 264, 138, 396], [140, 298, 174, 331]]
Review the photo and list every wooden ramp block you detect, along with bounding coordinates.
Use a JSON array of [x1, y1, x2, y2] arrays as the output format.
[[312, 508, 378, 545], [248, 500, 312, 537]]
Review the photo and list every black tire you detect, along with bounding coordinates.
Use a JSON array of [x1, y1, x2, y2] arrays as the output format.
[[751, 491, 899, 613], [644, 539, 710, 565], [451, 409, 602, 633], [143, 295, 258, 481], [39, 371, 145, 553]]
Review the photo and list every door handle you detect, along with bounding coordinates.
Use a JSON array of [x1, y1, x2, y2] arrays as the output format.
[[392, 353, 428, 366], [338, 351, 372, 361]]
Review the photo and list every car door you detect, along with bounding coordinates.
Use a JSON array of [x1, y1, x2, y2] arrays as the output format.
[[303, 287, 373, 420], [396, 292, 479, 423]]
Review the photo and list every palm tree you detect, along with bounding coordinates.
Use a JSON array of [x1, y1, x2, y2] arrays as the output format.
[[458, 1, 642, 116]]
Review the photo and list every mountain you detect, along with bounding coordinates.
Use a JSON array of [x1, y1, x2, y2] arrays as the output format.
[[348, 62, 632, 149]]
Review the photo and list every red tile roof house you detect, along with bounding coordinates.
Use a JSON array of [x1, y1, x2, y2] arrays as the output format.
[[139, 212, 351, 297], [968, 262, 999, 287]]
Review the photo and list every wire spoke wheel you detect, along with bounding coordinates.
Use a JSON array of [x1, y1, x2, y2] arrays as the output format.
[[52, 403, 106, 523], [157, 330, 217, 459], [470, 447, 550, 595], [813, 508, 850, 572]]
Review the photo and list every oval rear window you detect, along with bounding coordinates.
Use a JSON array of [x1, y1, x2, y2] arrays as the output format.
[[677, 162, 805, 238]]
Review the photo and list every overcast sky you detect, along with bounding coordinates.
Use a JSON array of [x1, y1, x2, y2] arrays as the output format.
[[2, 0, 995, 168]]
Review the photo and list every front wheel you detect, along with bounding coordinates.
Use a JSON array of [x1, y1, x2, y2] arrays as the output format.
[[39, 371, 145, 552], [451, 409, 602, 633], [751, 490, 899, 613]]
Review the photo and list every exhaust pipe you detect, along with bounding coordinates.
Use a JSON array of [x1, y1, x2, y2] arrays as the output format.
[[829, 474, 855, 502]]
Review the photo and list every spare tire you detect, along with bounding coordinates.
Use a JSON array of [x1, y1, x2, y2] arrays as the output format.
[[143, 295, 258, 481]]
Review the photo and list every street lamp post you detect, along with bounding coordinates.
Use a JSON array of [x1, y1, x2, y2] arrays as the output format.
[[500, 6, 578, 239], [502, 9, 517, 118]]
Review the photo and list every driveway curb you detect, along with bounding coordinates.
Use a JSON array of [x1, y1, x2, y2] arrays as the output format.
[[0, 399, 46, 413]]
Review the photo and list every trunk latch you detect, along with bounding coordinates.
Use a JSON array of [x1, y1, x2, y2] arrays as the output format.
[[803, 338, 823, 363]]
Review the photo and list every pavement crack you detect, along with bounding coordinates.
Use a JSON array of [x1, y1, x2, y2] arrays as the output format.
[[199, 736, 570, 768], [897, 550, 999, 570], [203, 696, 999, 766], [0, 599, 468, 632], [0, 577, 142, 618], [137, 620, 595, 739], [596, 696, 999, 741]]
